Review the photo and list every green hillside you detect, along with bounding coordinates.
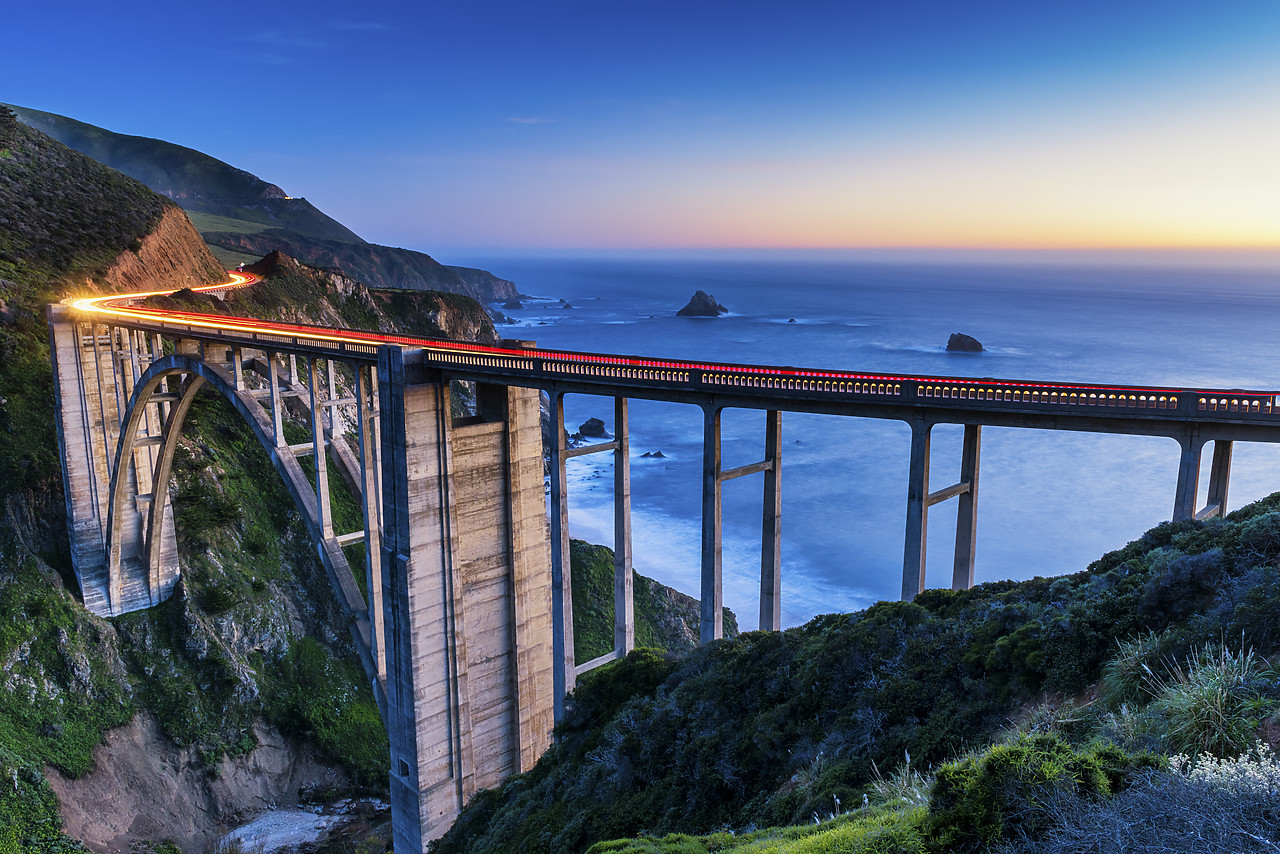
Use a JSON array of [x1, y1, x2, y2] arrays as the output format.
[[6, 104, 364, 243], [432, 500, 1280, 854], [7, 104, 519, 303]]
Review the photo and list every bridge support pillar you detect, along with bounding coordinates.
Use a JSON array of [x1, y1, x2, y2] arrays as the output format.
[[548, 392, 575, 719], [952, 425, 981, 591], [903, 422, 982, 599], [1204, 440, 1233, 519], [759, 410, 783, 632], [1173, 434, 1206, 522], [613, 397, 635, 655], [902, 421, 932, 600], [701, 405, 724, 643], [379, 348, 553, 852]]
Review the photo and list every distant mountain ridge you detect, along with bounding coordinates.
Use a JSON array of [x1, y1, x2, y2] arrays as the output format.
[[6, 104, 517, 303]]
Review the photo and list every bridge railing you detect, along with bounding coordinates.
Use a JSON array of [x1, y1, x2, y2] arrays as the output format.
[[69, 307, 1280, 426]]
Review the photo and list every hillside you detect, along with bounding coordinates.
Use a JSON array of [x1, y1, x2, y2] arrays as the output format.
[[0, 113, 738, 853], [433, 500, 1280, 854], [7, 104, 363, 244], [7, 104, 518, 304]]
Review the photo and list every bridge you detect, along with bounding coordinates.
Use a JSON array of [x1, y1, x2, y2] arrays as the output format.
[[47, 273, 1280, 851]]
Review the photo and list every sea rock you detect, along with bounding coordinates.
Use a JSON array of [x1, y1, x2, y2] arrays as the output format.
[[676, 290, 727, 317], [946, 332, 984, 352], [503, 298, 524, 310], [577, 418, 611, 439], [641, 451, 666, 458]]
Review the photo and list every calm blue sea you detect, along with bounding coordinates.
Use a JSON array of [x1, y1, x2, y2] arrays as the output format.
[[461, 253, 1280, 629]]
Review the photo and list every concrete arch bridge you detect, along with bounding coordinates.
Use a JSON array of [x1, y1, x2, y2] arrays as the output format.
[[47, 274, 1280, 850]]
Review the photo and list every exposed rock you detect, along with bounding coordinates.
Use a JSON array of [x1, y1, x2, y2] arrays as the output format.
[[946, 332, 984, 352], [676, 290, 727, 317], [48, 712, 350, 854], [445, 266, 519, 302], [576, 418, 611, 439], [502, 298, 524, 310], [562, 302, 576, 310], [640, 451, 666, 458], [97, 206, 225, 295]]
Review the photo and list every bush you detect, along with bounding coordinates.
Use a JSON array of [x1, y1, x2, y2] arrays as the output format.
[[264, 637, 389, 785], [922, 734, 1159, 853], [997, 745, 1280, 853]]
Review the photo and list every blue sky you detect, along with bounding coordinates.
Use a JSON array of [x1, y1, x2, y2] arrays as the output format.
[[8, 1, 1280, 253]]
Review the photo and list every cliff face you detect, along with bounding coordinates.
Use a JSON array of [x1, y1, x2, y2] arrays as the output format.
[[217, 249, 499, 344], [49, 713, 348, 853], [97, 206, 225, 294], [206, 231, 518, 303]]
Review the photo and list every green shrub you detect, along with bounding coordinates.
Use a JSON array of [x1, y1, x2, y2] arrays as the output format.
[[263, 637, 388, 785], [922, 734, 1159, 853]]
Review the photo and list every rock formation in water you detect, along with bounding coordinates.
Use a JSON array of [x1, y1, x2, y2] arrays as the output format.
[[576, 418, 612, 439], [676, 290, 728, 317], [946, 332, 984, 352]]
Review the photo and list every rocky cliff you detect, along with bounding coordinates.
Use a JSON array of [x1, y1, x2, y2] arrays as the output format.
[[206, 231, 518, 303], [96, 206, 226, 295]]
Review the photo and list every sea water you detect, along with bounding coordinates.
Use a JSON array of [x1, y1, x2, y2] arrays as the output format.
[[462, 253, 1280, 629]]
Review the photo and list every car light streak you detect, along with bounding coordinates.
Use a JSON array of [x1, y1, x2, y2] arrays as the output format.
[[61, 271, 1279, 403]]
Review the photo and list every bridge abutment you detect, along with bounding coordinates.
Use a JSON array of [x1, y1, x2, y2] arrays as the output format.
[[379, 348, 554, 851]]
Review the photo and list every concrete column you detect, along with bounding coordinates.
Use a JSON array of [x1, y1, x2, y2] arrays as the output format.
[[1173, 435, 1204, 522], [614, 397, 634, 655], [1206, 440, 1233, 518], [48, 309, 110, 615], [356, 365, 386, 683], [377, 348, 468, 852], [701, 405, 723, 644], [503, 382, 555, 772], [232, 346, 245, 391], [267, 352, 286, 449], [548, 392, 576, 717], [902, 420, 932, 600], [759, 409, 782, 632], [952, 424, 981, 591], [309, 357, 334, 539]]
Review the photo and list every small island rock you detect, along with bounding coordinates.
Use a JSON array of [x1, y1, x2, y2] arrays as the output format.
[[502, 298, 524, 310], [577, 418, 611, 439], [676, 290, 728, 317], [946, 332, 984, 353]]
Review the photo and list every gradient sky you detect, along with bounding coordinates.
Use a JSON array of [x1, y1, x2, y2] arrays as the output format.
[[8, 1, 1280, 253]]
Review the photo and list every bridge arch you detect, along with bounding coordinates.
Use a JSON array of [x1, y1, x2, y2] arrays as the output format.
[[104, 353, 314, 612]]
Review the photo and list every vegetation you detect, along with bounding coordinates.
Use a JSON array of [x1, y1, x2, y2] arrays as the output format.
[[5, 104, 363, 243], [432, 499, 1280, 854], [570, 540, 738, 662]]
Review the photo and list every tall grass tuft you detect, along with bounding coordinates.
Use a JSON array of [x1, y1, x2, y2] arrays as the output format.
[[1099, 631, 1164, 708], [1144, 642, 1272, 756]]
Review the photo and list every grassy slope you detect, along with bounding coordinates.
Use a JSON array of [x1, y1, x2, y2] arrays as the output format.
[[571, 540, 739, 661], [5, 104, 364, 243], [432, 497, 1280, 854]]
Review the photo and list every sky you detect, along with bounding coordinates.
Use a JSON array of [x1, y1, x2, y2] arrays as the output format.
[[7, 1, 1280, 254]]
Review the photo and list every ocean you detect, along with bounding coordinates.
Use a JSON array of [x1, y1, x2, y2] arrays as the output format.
[[461, 253, 1280, 629]]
